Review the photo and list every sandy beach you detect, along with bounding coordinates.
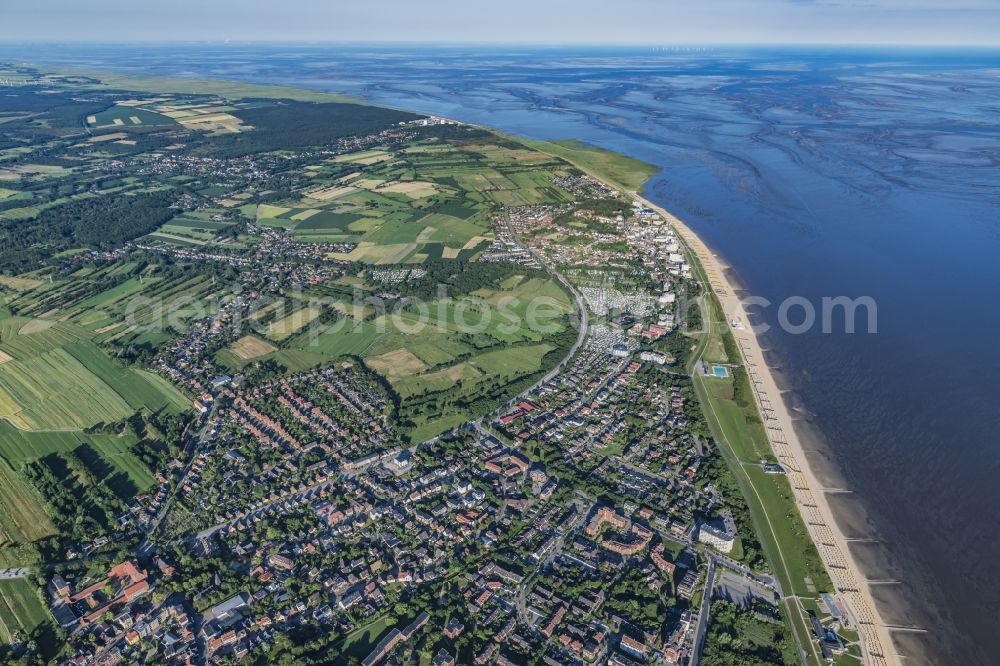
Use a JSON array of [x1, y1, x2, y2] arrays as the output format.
[[633, 193, 900, 666]]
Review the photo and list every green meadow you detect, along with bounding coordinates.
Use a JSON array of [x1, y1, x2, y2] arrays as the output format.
[[0, 578, 51, 643]]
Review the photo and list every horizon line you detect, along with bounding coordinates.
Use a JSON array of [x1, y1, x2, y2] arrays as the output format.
[[2, 39, 1000, 50]]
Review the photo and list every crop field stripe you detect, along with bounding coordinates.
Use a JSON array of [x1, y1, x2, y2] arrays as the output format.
[[0, 347, 134, 429], [0, 578, 51, 639], [63, 341, 189, 414], [0, 460, 56, 543]]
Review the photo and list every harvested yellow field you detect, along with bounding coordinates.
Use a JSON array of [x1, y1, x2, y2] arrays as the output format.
[[462, 235, 489, 250], [159, 109, 198, 119], [176, 111, 248, 134], [178, 112, 238, 125], [249, 300, 285, 322], [333, 149, 390, 165], [380, 181, 438, 198], [354, 178, 386, 189], [358, 155, 392, 166], [257, 204, 292, 218], [0, 276, 43, 291], [442, 247, 461, 259], [188, 105, 238, 114], [129, 116, 142, 124], [347, 218, 382, 233], [0, 386, 21, 420], [86, 115, 97, 124], [94, 322, 124, 335], [112, 118, 124, 126], [306, 185, 356, 201], [17, 319, 54, 335], [87, 132, 129, 143], [366, 348, 428, 379], [0, 350, 12, 364], [229, 335, 277, 360], [147, 232, 207, 246], [381, 243, 418, 264], [328, 242, 415, 264], [290, 209, 322, 221]]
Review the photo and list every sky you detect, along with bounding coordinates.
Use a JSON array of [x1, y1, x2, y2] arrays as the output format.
[[1, 0, 999, 46]]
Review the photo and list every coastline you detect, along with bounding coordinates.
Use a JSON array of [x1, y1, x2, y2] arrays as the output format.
[[24, 61, 901, 662], [633, 192, 899, 666]]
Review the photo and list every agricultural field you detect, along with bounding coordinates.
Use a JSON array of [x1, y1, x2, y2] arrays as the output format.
[[0, 460, 55, 547], [142, 211, 242, 247], [220, 263, 577, 442], [0, 79, 584, 450], [71, 440, 156, 499], [265, 306, 321, 341], [0, 336, 187, 430], [0, 420, 141, 469], [0, 275, 42, 291], [0, 296, 173, 560], [0, 578, 51, 643], [516, 137, 659, 192], [286, 271, 571, 365], [6, 265, 224, 349], [0, 187, 32, 205], [87, 104, 177, 129], [247, 135, 577, 261], [0, 66, 751, 665], [228, 335, 277, 360]]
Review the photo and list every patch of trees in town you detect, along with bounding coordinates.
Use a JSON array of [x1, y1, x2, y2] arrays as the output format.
[[700, 599, 795, 666]]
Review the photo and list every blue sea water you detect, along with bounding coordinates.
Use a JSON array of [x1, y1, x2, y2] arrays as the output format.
[[6, 43, 1000, 664]]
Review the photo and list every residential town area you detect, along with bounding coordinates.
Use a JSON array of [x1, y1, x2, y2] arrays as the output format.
[[0, 77, 857, 666], [26, 176, 861, 666]]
